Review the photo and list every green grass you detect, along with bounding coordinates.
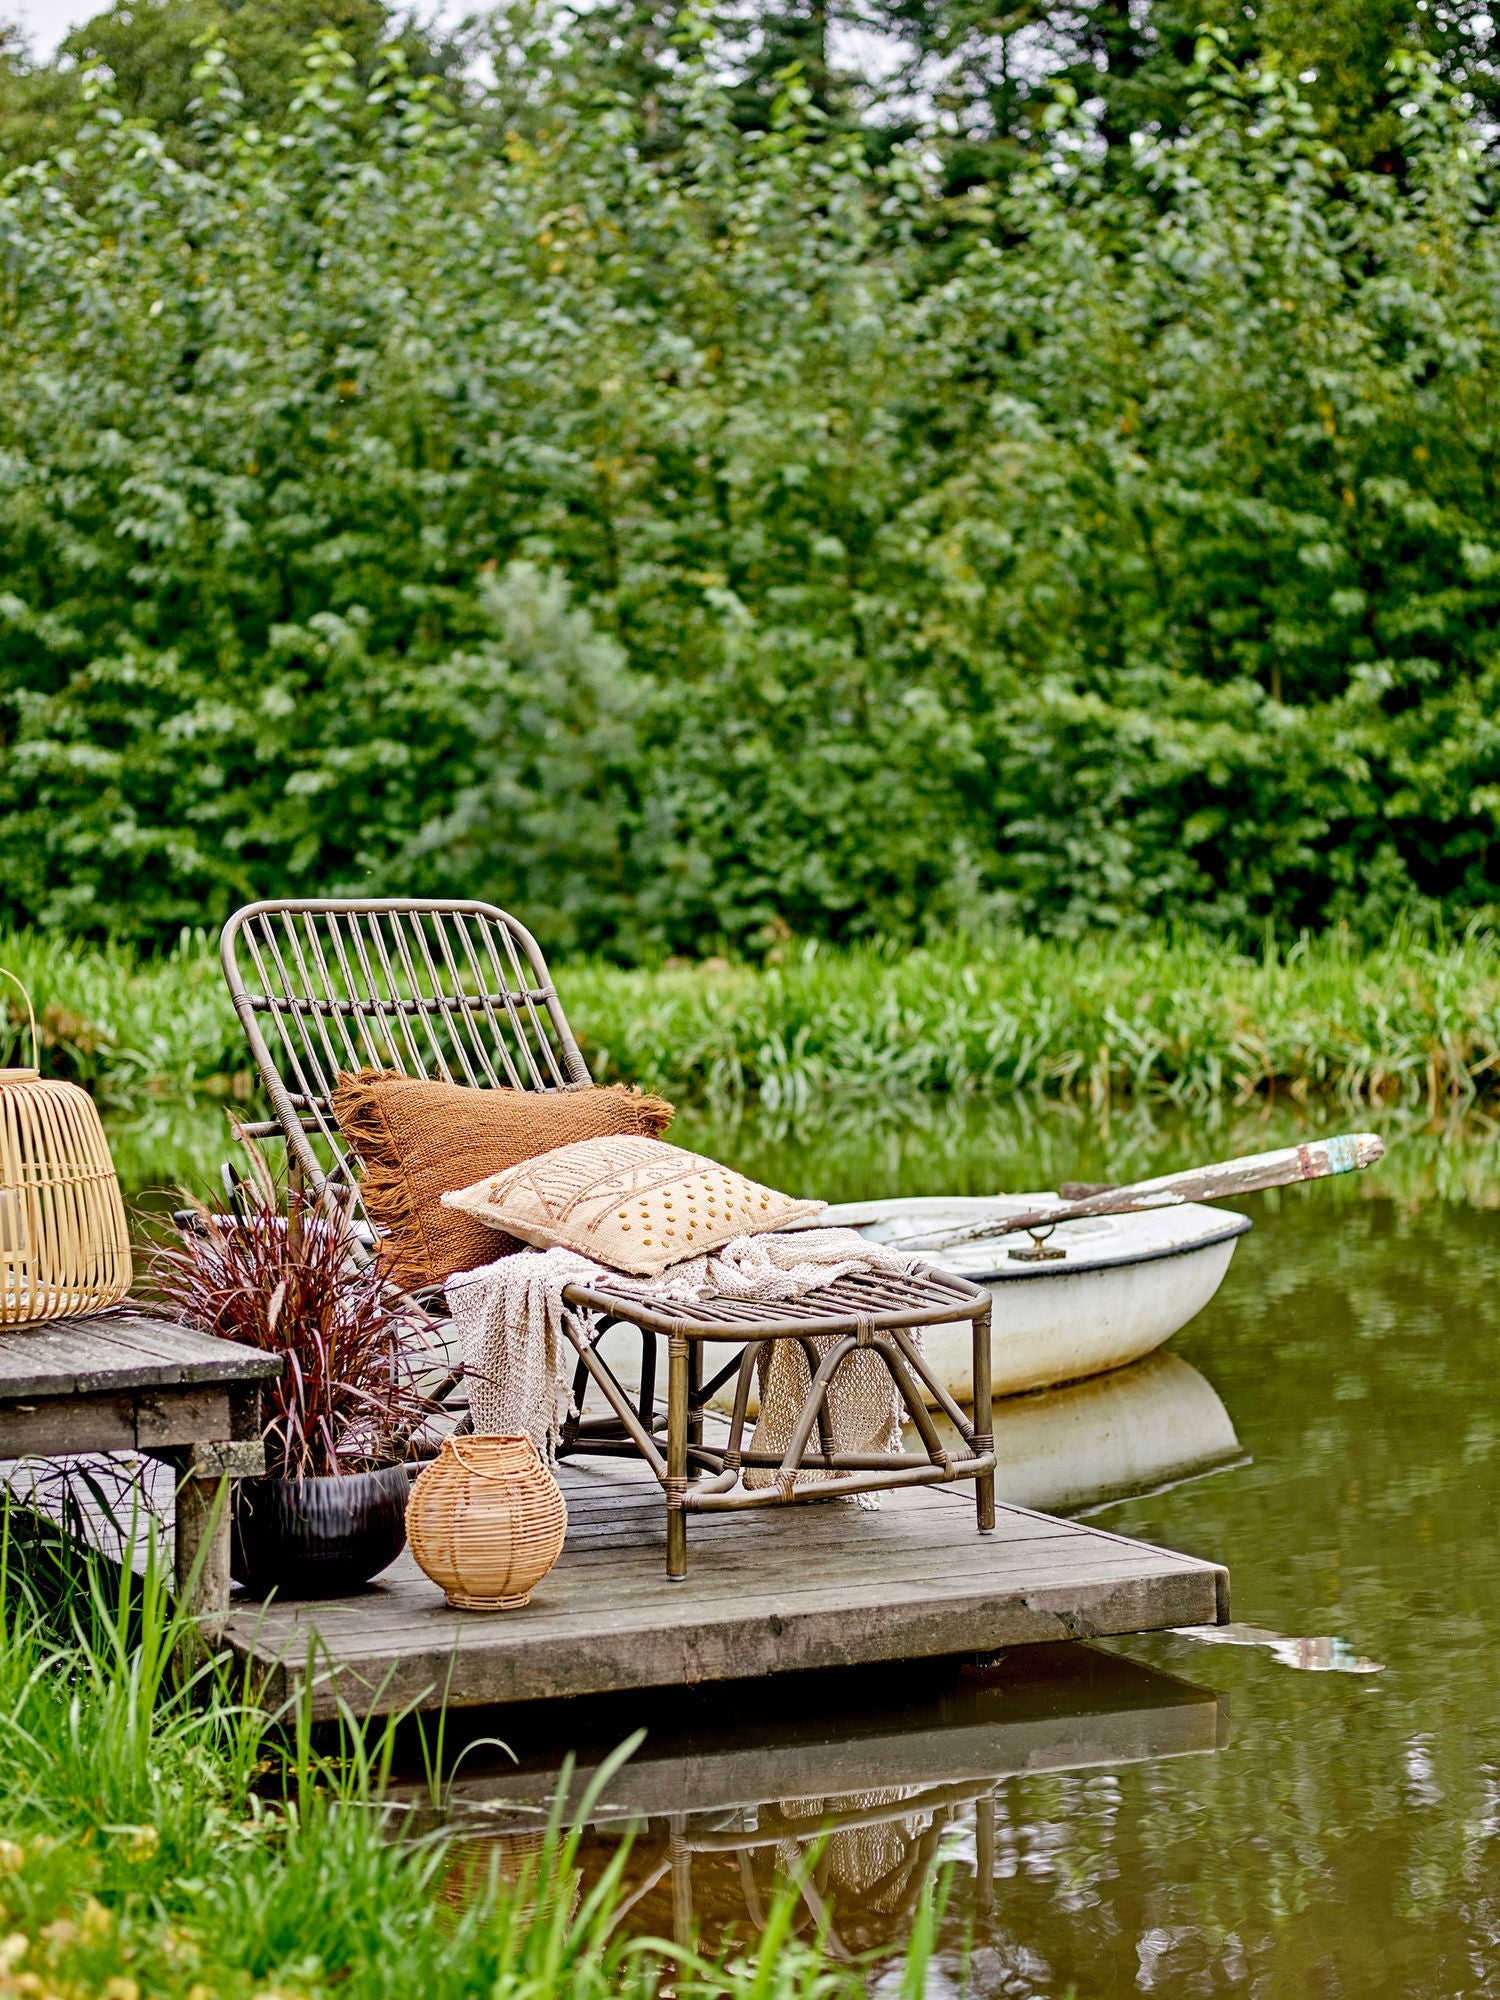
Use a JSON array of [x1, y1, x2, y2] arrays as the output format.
[[562, 927, 1500, 1113], [0, 930, 254, 1111], [0, 1515, 936, 2000], [3, 924, 1499, 1119]]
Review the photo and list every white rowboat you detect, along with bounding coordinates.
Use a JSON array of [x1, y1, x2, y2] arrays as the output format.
[[839, 1193, 1249, 1404], [591, 1191, 1250, 1412]]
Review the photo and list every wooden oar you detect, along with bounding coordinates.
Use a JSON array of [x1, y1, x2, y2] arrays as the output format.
[[887, 1133, 1386, 1255]]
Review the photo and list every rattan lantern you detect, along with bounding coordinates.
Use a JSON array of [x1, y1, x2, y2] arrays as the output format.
[[406, 1434, 567, 1609], [0, 972, 132, 1326]]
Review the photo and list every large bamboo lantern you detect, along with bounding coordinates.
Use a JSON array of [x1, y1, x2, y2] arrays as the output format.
[[0, 974, 132, 1326], [406, 1434, 567, 1609]]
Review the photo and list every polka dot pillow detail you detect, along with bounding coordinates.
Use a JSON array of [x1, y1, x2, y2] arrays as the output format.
[[441, 1132, 824, 1278]]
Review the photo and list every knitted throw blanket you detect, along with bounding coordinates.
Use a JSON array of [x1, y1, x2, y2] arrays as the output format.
[[444, 1228, 932, 1485]]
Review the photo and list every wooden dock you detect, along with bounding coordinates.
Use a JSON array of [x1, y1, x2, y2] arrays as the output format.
[[224, 1458, 1228, 1719]]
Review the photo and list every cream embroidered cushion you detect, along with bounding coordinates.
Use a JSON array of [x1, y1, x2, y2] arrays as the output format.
[[441, 1133, 824, 1278]]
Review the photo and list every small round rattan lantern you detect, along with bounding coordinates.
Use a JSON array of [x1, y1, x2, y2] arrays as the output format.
[[406, 1434, 567, 1609], [0, 973, 132, 1326]]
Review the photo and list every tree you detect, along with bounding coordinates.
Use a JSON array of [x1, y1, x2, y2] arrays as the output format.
[[856, 0, 1500, 179], [0, 0, 466, 169]]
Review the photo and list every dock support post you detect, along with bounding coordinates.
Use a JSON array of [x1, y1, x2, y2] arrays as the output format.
[[973, 1298, 995, 1534], [667, 1334, 689, 1581], [175, 1469, 232, 1623], [158, 1438, 264, 1656], [974, 1792, 996, 1919]]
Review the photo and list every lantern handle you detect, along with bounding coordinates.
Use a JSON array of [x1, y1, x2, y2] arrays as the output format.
[[0, 971, 39, 1072]]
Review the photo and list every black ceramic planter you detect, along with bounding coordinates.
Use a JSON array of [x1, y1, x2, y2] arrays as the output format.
[[231, 1463, 411, 1599]]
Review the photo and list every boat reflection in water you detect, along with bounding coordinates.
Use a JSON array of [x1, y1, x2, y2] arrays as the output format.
[[921, 1346, 1246, 1518], [430, 1642, 1225, 1957]]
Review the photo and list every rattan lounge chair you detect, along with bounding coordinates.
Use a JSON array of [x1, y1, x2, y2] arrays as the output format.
[[220, 899, 997, 1578]]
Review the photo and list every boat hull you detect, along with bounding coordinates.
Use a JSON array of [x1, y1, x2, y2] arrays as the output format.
[[908, 1227, 1241, 1402]]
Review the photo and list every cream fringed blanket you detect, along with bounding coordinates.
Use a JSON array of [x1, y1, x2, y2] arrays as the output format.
[[444, 1229, 932, 1488]]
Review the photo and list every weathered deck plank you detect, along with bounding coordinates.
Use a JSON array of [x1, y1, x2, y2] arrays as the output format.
[[224, 1458, 1227, 1718], [0, 1312, 279, 1398]]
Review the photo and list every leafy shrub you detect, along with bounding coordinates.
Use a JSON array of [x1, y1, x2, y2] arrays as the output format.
[[1, 35, 1499, 951]]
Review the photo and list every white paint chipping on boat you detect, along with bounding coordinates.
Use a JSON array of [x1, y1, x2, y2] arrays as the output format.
[[591, 1192, 1249, 1413]]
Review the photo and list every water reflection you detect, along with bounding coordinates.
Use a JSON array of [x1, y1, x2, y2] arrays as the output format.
[[921, 1350, 1245, 1518], [426, 1645, 1224, 1957], [673, 1095, 1500, 1216], [111, 1091, 1500, 1218], [1173, 1622, 1383, 1674]]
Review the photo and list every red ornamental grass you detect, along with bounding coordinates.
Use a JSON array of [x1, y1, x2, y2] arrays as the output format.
[[156, 1162, 434, 1481]]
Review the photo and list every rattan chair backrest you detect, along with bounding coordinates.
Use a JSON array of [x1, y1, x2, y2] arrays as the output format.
[[220, 900, 591, 1222]]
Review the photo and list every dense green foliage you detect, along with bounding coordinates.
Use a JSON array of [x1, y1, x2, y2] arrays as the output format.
[[2, 15, 1500, 953], [5, 924, 1499, 1116], [0, 0, 463, 167]]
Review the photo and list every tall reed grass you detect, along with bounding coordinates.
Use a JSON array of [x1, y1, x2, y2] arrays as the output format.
[[0, 1512, 937, 1999], [2, 924, 1497, 1117]]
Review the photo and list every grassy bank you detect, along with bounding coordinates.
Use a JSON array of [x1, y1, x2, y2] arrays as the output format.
[[0, 1520, 924, 2000], [2, 926, 1498, 1117]]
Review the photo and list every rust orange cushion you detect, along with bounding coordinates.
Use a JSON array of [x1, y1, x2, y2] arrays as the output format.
[[332, 1072, 674, 1290]]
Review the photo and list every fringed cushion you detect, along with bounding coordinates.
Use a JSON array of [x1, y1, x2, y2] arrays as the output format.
[[441, 1132, 823, 1278], [332, 1072, 674, 1290]]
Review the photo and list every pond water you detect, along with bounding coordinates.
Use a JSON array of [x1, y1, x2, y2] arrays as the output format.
[[118, 1098, 1500, 1996]]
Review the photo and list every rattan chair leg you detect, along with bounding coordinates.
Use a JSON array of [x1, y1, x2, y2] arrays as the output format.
[[792, 1334, 840, 1460], [723, 1339, 765, 1471], [638, 1325, 658, 1431], [736, 1845, 766, 1930], [666, 1333, 690, 1580], [771, 1335, 856, 1488], [780, 1846, 851, 1963], [686, 1341, 704, 1452], [871, 1332, 952, 1466], [560, 1322, 667, 1456], [567, 1350, 591, 1426], [560, 1313, 669, 1479], [670, 1821, 693, 1948], [887, 1324, 977, 1436], [286, 1156, 304, 1256], [972, 1298, 995, 1533]]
